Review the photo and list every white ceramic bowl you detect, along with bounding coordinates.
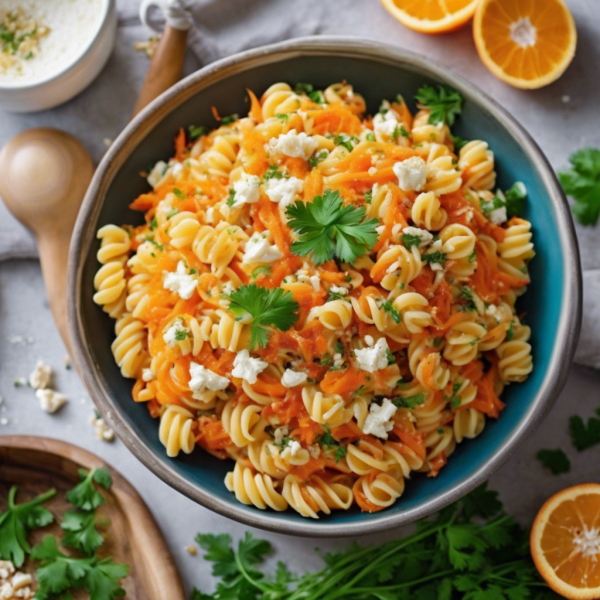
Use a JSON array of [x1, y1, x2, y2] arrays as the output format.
[[0, 0, 117, 113]]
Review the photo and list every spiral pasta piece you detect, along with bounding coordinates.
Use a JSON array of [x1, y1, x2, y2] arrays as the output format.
[[159, 405, 195, 457], [458, 140, 496, 191], [282, 474, 353, 519], [225, 462, 288, 511], [411, 191, 448, 231]]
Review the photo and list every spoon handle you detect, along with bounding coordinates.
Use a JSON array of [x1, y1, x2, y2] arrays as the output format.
[[132, 24, 188, 117]]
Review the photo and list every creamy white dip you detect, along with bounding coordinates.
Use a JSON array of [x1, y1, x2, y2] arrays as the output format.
[[0, 0, 105, 85]]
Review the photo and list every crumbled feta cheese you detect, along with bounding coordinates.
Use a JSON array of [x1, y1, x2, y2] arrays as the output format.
[[296, 269, 321, 291], [489, 205, 507, 225], [332, 353, 344, 368], [142, 368, 155, 382], [90, 413, 115, 442], [0, 562, 15, 581], [221, 281, 235, 296], [367, 166, 377, 176], [329, 284, 348, 296], [266, 130, 318, 160], [281, 439, 302, 460], [29, 360, 52, 390], [354, 337, 390, 373], [147, 160, 167, 188], [308, 444, 321, 459], [0, 418, 8, 426], [36, 389, 68, 413], [230, 172, 261, 208], [281, 369, 308, 388], [362, 397, 398, 439], [402, 226, 434, 248], [364, 335, 375, 347], [231, 350, 268, 384], [273, 425, 290, 444], [263, 176, 304, 209], [163, 320, 189, 347], [163, 260, 198, 300], [393, 156, 427, 192], [242, 234, 283, 265], [189, 362, 230, 395], [0, 562, 33, 600]]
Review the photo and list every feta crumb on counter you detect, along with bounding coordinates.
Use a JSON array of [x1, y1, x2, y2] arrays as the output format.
[[36, 389, 68, 414], [28, 360, 52, 390], [362, 398, 398, 439], [242, 234, 283, 265], [281, 369, 308, 388], [163, 260, 198, 300], [231, 350, 268, 384], [393, 156, 427, 192], [90, 412, 115, 442], [189, 362, 230, 395], [229, 172, 261, 208], [354, 337, 390, 373], [266, 130, 318, 160]]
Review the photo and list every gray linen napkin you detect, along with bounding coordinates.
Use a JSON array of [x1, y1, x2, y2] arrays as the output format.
[[0, 0, 598, 368]]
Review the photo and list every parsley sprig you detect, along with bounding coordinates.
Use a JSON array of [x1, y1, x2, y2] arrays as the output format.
[[536, 449, 571, 475], [286, 189, 379, 265], [415, 84, 464, 127], [228, 284, 299, 349], [569, 408, 600, 451], [559, 148, 600, 225], [191, 483, 556, 600]]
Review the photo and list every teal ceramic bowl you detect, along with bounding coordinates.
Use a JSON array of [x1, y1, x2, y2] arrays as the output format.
[[69, 37, 581, 536]]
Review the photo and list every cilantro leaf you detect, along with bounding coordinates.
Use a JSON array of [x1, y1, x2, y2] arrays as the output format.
[[536, 448, 570, 475], [392, 393, 425, 409], [461, 482, 503, 520], [173, 188, 186, 199], [65, 468, 112, 512], [0, 486, 55, 566], [221, 113, 239, 125], [569, 409, 600, 451], [188, 125, 207, 140], [294, 83, 314, 95], [228, 284, 299, 349], [559, 148, 600, 225], [422, 251, 447, 265], [415, 84, 464, 127], [451, 133, 470, 151], [402, 233, 422, 250], [505, 181, 528, 218], [262, 165, 287, 181], [286, 189, 379, 265], [445, 524, 487, 571], [61, 509, 104, 556], [381, 300, 401, 324]]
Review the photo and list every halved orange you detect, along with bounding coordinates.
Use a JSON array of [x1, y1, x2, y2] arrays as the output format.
[[531, 484, 600, 599], [380, 0, 480, 34], [473, 0, 577, 89]]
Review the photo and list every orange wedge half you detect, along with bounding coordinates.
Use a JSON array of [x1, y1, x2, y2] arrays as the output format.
[[380, 0, 479, 34], [531, 484, 600, 599], [473, 0, 577, 89]]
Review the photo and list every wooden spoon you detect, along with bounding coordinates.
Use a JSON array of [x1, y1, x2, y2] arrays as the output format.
[[0, 24, 188, 354]]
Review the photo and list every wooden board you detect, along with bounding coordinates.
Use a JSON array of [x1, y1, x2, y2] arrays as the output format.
[[0, 435, 185, 600]]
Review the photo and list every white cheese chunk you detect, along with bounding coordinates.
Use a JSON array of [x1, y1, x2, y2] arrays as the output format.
[[230, 172, 261, 208], [402, 226, 434, 248], [29, 360, 52, 390], [393, 156, 427, 192], [189, 362, 230, 395], [281, 439, 302, 460], [36, 389, 68, 413], [242, 234, 283, 265], [163, 260, 198, 300], [90, 413, 115, 442], [489, 205, 507, 225], [362, 397, 398, 439], [354, 337, 390, 373], [329, 284, 348, 296], [273, 425, 290, 444], [281, 369, 308, 388], [231, 350, 268, 384], [147, 160, 168, 188], [266, 130, 318, 160], [263, 176, 304, 209], [296, 269, 321, 291], [163, 320, 190, 347]]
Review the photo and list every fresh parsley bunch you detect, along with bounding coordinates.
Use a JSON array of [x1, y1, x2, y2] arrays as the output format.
[[559, 148, 600, 225], [286, 189, 379, 265], [415, 84, 464, 127], [191, 483, 560, 600]]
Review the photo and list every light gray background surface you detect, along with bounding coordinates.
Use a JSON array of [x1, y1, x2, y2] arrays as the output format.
[[0, 0, 599, 595]]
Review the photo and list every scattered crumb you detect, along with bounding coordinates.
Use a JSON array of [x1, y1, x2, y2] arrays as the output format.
[[8, 335, 25, 345], [64, 354, 72, 370], [103, 137, 112, 148], [0, 418, 8, 426], [134, 35, 160, 58], [90, 412, 115, 442], [561, 95, 571, 104], [29, 360, 52, 390], [13, 377, 27, 388], [0, 559, 34, 599], [26, 336, 33, 344], [36, 389, 68, 413], [80, 397, 87, 404], [186, 545, 198, 556]]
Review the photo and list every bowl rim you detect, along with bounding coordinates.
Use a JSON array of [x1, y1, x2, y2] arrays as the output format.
[[68, 36, 582, 537], [0, 0, 115, 91]]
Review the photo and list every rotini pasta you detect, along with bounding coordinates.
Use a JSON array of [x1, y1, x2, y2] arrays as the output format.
[[95, 80, 535, 518]]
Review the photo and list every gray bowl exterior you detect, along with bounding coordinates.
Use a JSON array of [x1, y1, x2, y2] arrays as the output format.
[[68, 37, 581, 537]]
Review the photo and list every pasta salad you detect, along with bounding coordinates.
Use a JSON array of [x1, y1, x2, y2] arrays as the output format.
[[93, 81, 534, 518]]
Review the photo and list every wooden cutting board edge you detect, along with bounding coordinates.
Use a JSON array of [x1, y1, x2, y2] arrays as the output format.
[[0, 435, 186, 600]]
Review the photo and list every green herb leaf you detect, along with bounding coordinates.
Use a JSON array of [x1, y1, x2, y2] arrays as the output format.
[[173, 188, 186, 199], [415, 84, 464, 127], [505, 181, 528, 218], [451, 133, 469, 151], [309, 150, 328, 169], [392, 393, 425, 409], [188, 125, 207, 140], [61, 509, 104, 556], [333, 134, 359, 152], [263, 165, 287, 181], [422, 251, 447, 265], [251, 266, 271, 280], [65, 468, 112, 512], [402, 233, 422, 250], [286, 189, 379, 265], [221, 113, 239, 125], [294, 83, 313, 95], [227, 189, 236, 207], [228, 284, 299, 349], [569, 408, 600, 451], [536, 449, 571, 475], [559, 148, 600, 225]]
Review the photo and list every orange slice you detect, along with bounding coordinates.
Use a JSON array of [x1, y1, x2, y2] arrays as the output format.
[[531, 484, 600, 599], [473, 0, 577, 89], [380, 0, 479, 34]]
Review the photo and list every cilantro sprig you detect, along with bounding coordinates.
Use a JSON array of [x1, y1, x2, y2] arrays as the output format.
[[415, 84, 464, 127], [228, 284, 299, 349], [66, 468, 112, 512], [559, 148, 600, 225], [286, 189, 379, 265], [569, 408, 600, 451], [191, 483, 555, 600], [536, 449, 571, 475], [0, 486, 56, 567]]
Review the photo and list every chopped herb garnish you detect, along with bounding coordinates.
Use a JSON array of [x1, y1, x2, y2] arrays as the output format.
[[275, 113, 289, 122], [402, 233, 422, 250], [263, 165, 286, 181], [319, 354, 333, 367], [309, 150, 328, 169], [167, 208, 179, 219], [327, 290, 347, 302], [569, 408, 600, 451], [505, 181, 528, 218], [334, 134, 359, 152], [480, 195, 506, 214], [451, 133, 469, 151], [468, 250, 477, 263], [415, 84, 463, 127], [227, 189, 236, 207], [149, 216, 157, 231], [173, 188, 186, 199], [392, 393, 425, 409], [188, 125, 208, 140], [506, 321, 514, 341], [221, 113, 239, 125], [385, 348, 396, 365], [174, 329, 189, 341], [400, 125, 409, 138], [251, 266, 272, 280], [294, 83, 314, 95], [309, 90, 326, 104], [422, 251, 447, 265], [364, 188, 373, 204], [365, 132, 375, 142], [559, 148, 600, 225], [334, 341, 344, 355], [381, 300, 401, 324]]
